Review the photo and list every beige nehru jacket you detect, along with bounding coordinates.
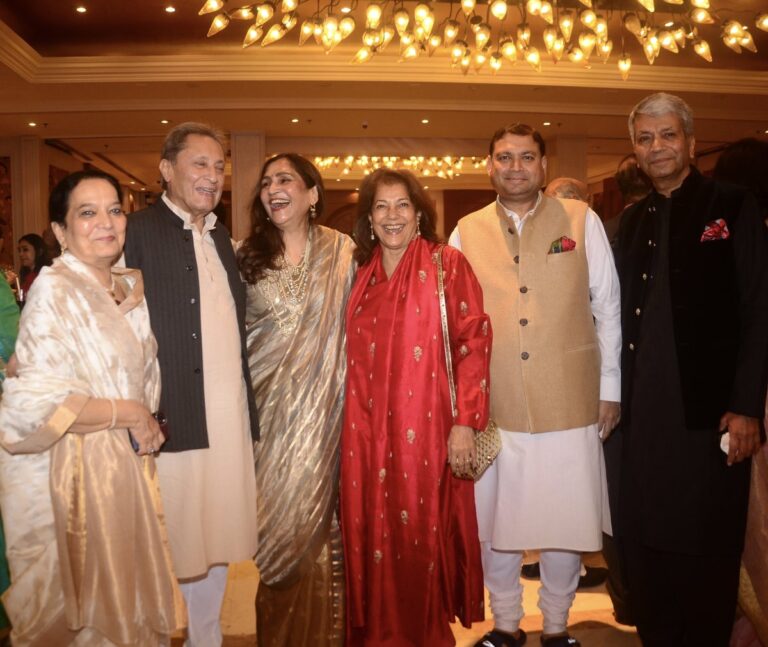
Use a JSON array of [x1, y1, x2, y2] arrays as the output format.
[[457, 196, 600, 433]]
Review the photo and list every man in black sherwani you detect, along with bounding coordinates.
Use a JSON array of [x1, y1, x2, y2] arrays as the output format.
[[612, 92, 768, 646]]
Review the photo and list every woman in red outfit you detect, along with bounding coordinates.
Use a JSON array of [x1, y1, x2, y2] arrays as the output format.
[[341, 168, 492, 646]]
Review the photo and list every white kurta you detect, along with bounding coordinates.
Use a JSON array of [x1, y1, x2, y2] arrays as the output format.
[[450, 197, 621, 551], [154, 200, 258, 580]]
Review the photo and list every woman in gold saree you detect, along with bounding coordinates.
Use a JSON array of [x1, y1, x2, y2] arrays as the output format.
[[238, 153, 355, 646], [0, 170, 184, 646]]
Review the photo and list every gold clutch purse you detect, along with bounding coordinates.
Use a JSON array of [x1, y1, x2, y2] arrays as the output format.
[[435, 247, 501, 481]]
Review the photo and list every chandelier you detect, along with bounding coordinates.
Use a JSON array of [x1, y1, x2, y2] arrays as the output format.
[[199, 0, 768, 79], [312, 154, 486, 179]]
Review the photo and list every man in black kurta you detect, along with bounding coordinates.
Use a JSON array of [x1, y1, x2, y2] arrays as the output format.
[[613, 92, 768, 646]]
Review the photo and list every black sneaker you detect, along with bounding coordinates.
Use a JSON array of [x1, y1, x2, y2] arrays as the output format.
[[475, 628, 528, 647], [540, 635, 580, 646]]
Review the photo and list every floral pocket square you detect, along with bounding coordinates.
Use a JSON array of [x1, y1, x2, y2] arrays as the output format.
[[700, 219, 730, 242], [548, 236, 576, 254]]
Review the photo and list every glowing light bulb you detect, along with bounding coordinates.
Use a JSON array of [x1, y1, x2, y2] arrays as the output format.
[[580, 9, 596, 28], [693, 39, 712, 61], [366, 3, 382, 29], [475, 23, 491, 49], [389, 10, 406, 36], [261, 23, 287, 46], [559, 10, 575, 41], [539, 2, 554, 25], [206, 13, 230, 37], [461, 0, 476, 16], [525, 46, 541, 70], [443, 20, 460, 44], [526, 0, 542, 16], [757, 13, 768, 32], [690, 8, 714, 24], [618, 54, 631, 80], [255, 2, 274, 26], [243, 24, 263, 47], [501, 38, 517, 61], [578, 30, 596, 58], [543, 26, 557, 51], [299, 19, 314, 45], [490, 52, 503, 72], [490, 0, 508, 21], [353, 45, 373, 62], [199, 0, 224, 15], [339, 16, 355, 37]]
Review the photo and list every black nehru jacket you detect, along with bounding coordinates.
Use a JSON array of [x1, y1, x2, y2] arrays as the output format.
[[124, 198, 259, 452], [617, 167, 768, 430]]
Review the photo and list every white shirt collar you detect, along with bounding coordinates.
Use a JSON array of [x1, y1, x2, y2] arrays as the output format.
[[161, 193, 217, 235], [497, 191, 542, 232]]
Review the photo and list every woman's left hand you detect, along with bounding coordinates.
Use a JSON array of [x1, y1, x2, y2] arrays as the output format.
[[448, 424, 476, 478]]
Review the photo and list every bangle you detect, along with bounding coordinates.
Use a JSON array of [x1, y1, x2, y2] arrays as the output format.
[[108, 398, 117, 430]]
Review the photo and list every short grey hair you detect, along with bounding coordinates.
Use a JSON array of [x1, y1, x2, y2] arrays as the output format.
[[545, 177, 589, 202], [160, 122, 227, 190], [628, 93, 694, 144]]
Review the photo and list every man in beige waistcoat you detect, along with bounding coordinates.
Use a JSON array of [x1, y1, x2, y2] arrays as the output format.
[[449, 123, 621, 647]]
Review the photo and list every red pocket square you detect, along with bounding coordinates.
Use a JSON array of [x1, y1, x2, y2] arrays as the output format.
[[700, 219, 730, 242], [549, 236, 576, 254]]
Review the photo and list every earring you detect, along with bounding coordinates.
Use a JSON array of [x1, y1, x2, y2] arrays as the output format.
[[416, 217, 421, 237], [370, 221, 375, 241], [309, 203, 317, 219]]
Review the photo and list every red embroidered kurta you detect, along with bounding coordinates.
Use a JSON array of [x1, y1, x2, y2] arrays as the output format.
[[341, 238, 491, 647]]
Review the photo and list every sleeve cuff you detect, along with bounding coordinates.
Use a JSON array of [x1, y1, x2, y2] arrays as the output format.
[[600, 376, 621, 403]]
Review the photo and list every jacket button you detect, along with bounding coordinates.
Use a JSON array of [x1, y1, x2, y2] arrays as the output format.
[[184, 234, 191, 242], [629, 343, 635, 351], [190, 297, 196, 304], [186, 265, 193, 271], [648, 239, 653, 246], [642, 273, 648, 280], [192, 332, 199, 340], [635, 308, 641, 316], [520, 286, 528, 294], [514, 255, 520, 264], [194, 368, 201, 374], [520, 318, 528, 326], [521, 351, 530, 360]]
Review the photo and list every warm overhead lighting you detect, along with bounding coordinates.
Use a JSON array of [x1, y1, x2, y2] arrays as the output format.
[[421, 118, 429, 124], [165, 6, 176, 13], [28, 122, 37, 127], [543, 121, 551, 126], [291, 117, 300, 123], [130, 181, 136, 184], [313, 155, 483, 181], [160, 119, 170, 124], [199, 0, 755, 80], [76, 6, 87, 13], [199, 0, 224, 14]]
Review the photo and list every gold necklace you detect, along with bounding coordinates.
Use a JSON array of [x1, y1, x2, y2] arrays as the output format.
[[258, 233, 311, 335]]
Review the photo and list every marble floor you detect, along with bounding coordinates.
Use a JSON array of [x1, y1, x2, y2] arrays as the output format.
[[181, 554, 641, 646]]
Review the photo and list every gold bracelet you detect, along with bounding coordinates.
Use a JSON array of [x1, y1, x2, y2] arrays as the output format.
[[108, 398, 117, 430]]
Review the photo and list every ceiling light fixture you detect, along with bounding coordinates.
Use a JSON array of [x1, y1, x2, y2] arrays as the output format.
[[28, 122, 37, 127], [160, 119, 170, 124], [291, 117, 300, 123], [543, 121, 551, 126], [165, 6, 176, 13], [421, 118, 430, 124], [312, 154, 485, 180], [199, 0, 758, 80], [76, 6, 87, 13]]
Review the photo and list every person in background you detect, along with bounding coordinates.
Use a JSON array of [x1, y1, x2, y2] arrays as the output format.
[[613, 93, 768, 646], [545, 177, 591, 204], [0, 169, 184, 646], [0, 273, 18, 645], [123, 122, 259, 647], [341, 168, 491, 646], [603, 155, 652, 247], [712, 137, 768, 647], [452, 123, 621, 647], [238, 153, 356, 646], [16, 233, 51, 300]]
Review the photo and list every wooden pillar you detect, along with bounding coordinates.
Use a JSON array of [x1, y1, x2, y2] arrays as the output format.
[[229, 132, 265, 241]]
